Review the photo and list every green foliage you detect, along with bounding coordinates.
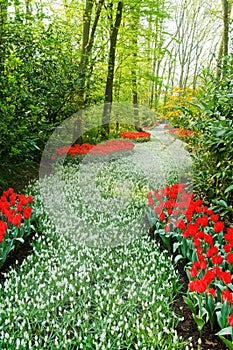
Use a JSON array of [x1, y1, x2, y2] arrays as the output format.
[[191, 116, 233, 205], [0, 160, 39, 194], [78, 123, 143, 145], [185, 62, 233, 222], [0, 13, 82, 162], [0, 0, 175, 168]]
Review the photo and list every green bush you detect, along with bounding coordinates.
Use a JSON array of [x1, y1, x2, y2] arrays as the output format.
[[0, 14, 81, 162], [187, 62, 233, 222]]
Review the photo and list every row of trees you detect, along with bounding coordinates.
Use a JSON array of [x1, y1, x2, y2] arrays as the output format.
[[0, 0, 231, 160]]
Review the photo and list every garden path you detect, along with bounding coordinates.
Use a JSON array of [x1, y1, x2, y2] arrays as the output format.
[[131, 124, 192, 189]]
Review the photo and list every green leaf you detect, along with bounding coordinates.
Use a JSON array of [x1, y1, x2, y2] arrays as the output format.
[[183, 296, 196, 314], [173, 254, 184, 264], [181, 241, 188, 258], [217, 326, 232, 336], [216, 302, 230, 329], [160, 234, 171, 252], [228, 284, 233, 292], [216, 130, 226, 137], [194, 315, 205, 332], [225, 185, 233, 193], [14, 237, 24, 243], [206, 293, 215, 313], [218, 335, 233, 349], [173, 241, 181, 253], [212, 199, 228, 208]]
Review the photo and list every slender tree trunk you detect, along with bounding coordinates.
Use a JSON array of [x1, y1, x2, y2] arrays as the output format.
[[131, 5, 140, 130], [14, 0, 20, 19], [75, 0, 93, 143], [0, 0, 8, 98], [74, 0, 104, 143], [132, 68, 140, 129], [217, 0, 232, 78], [102, 1, 123, 138], [150, 1, 164, 110], [25, 0, 32, 15], [78, 0, 93, 108], [222, 0, 229, 57]]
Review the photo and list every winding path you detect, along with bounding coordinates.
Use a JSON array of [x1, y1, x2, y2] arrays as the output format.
[[128, 124, 193, 189]]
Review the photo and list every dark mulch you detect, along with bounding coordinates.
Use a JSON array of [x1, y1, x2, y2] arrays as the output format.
[[0, 230, 37, 283]]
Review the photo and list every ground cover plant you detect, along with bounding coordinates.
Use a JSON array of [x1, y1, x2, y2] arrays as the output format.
[[0, 149, 192, 349], [146, 183, 233, 348], [0, 231, 188, 349]]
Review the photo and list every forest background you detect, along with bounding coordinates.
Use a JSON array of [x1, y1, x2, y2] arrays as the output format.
[[0, 0, 232, 219]]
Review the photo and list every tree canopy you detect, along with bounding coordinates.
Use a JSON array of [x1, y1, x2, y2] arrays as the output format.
[[0, 0, 231, 160]]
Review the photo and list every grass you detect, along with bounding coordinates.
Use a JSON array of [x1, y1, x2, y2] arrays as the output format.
[[0, 133, 193, 349]]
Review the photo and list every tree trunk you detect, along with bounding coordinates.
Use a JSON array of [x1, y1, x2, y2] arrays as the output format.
[[217, 0, 232, 78], [102, 1, 123, 138], [131, 22, 140, 130], [25, 0, 32, 16], [222, 0, 229, 57], [132, 68, 140, 130], [130, 2, 141, 129], [75, 0, 104, 143], [0, 0, 8, 80]]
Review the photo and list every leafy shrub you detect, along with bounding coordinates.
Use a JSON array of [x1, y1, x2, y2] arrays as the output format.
[[185, 63, 233, 222], [191, 116, 233, 219]]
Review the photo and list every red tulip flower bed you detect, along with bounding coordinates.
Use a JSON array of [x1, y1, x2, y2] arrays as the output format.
[[163, 124, 170, 129], [52, 139, 135, 162], [120, 131, 151, 142], [89, 139, 134, 155], [0, 188, 33, 268], [169, 128, 194, 138], [146, 183, 233, 346], [54, 143, 95, 157]]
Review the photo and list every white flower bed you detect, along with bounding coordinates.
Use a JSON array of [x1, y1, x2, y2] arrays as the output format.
[[0, 228, 188, 349], [39, 160, 149, 247]]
